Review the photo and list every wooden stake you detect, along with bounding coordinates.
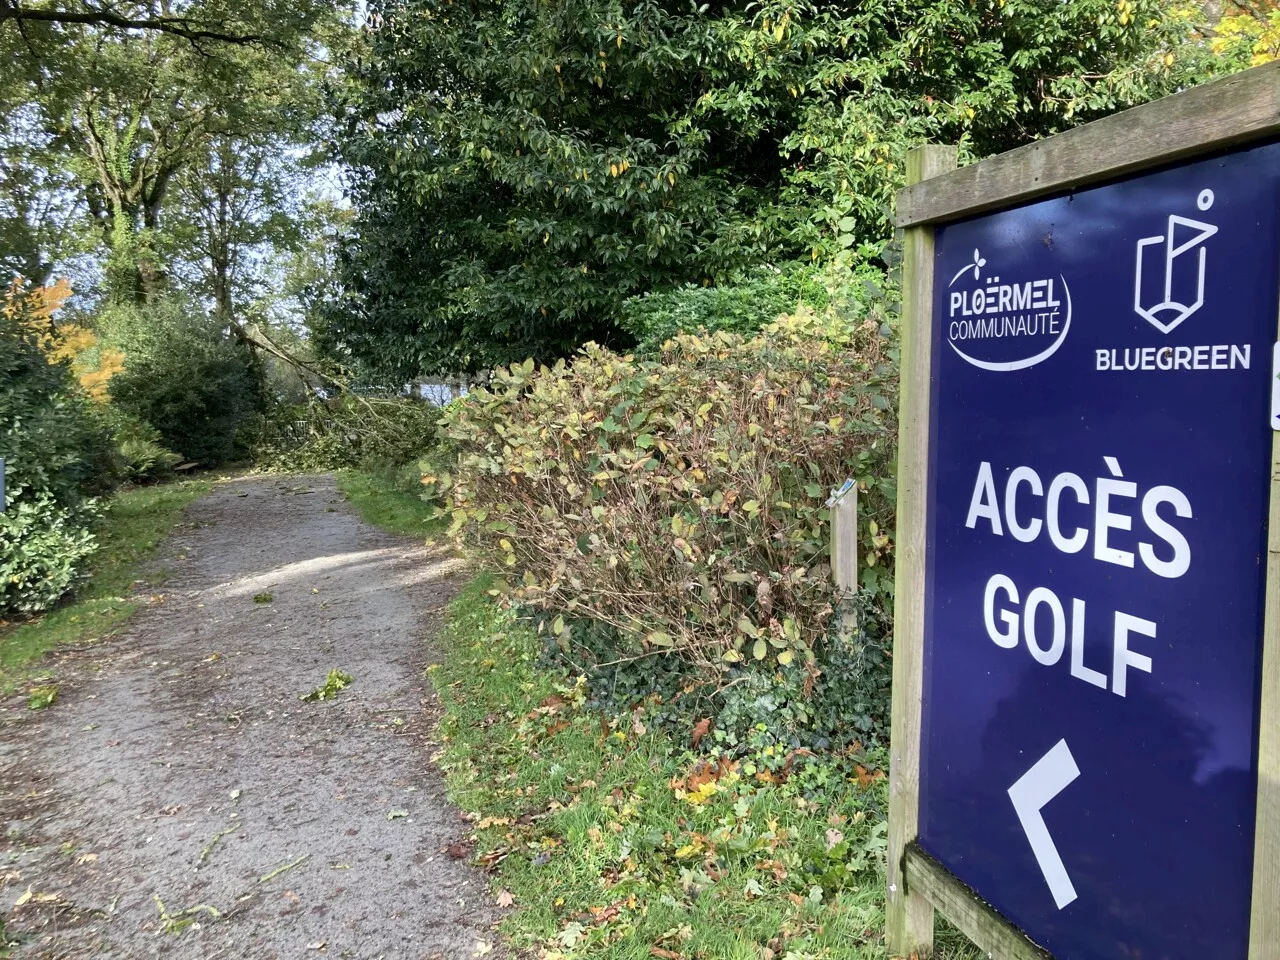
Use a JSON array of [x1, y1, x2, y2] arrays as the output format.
[[830, 480, 858, 636]]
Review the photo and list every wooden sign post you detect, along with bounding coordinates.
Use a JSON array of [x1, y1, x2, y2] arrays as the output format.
[[887, 62, 1280, 960]]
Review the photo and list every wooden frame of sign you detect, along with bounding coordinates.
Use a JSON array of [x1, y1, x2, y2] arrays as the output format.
[[887, 60, 1280, 960]]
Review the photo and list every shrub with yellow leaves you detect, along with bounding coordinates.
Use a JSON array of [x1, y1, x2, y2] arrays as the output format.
[[1211, 6, 1280, 67], [441, 305, 899, 673], [7, 277, 126, 402]]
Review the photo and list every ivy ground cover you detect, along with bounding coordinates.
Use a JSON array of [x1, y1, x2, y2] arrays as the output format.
[[428, 577, 981, 960]]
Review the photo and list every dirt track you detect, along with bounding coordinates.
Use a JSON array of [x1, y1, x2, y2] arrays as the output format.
[[0, 474, 504, 959]]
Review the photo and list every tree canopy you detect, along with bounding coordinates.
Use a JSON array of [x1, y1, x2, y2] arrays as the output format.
[[323, 0, 1230, 377], [0, 0, 346, 306]]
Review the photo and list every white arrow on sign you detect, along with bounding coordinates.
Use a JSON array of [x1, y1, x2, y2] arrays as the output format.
[[1008, 738, 1081, 910]]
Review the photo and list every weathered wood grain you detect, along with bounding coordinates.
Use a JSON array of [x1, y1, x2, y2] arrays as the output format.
[[904, 845, 1053, 960], [830, 486, 859, 638], [1249, 362, 1280, 960], [886, 143, 955, 959]]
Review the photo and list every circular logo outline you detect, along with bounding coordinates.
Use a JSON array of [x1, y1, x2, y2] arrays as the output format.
[[946, 275, 1072, 372]]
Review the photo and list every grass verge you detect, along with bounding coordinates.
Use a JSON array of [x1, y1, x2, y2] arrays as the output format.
[[336, 468, 444, 539], [0, 478, 211, 693], [429, 576, 979, 960]]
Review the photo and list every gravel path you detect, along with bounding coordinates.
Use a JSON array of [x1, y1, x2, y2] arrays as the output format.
[[0, 474, 504, 959]]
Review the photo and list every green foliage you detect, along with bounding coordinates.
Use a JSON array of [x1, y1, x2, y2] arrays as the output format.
[[429, 577, 984, 959], [335, 468, 446, 540], [0, 284, 118, 617], [560, 594, 892, 756], [618, 265, 830, 353], [327, 0, 1228, 375], [0, 494, 100, 616], [442, 305, 899, 672], [301, 668, 354, 702], [0, 0, 346, 306], [102, 408, 184, 482], [101, 298, 265, 466], [257, 394, 442, 473], [0, 478, 212, 692], [27, 684, 58, 710]]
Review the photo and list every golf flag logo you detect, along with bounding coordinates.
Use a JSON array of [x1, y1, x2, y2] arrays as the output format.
[[1133, 190, 1218, 335]]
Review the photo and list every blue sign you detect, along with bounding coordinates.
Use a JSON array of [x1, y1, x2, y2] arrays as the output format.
[[919, 143, 1280, 959]]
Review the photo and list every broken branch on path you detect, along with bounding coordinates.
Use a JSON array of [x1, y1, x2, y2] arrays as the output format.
[[197, 823, 239, 867], [258, 854, 308, 885]]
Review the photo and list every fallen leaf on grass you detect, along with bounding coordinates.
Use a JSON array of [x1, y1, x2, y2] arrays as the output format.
[[854, 764, 885, 788], [588, 903, 621, 924], [476, 847, 512, 869], [495, 889, 515, 907], [649, 949, 682, 960], [690, 717, 711, 748]]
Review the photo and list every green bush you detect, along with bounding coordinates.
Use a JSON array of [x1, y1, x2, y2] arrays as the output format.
[[618, 266, 830, 353], [101, 408, 183, 482], [0, 285, 115, 617], [0, 494, 99, 615], [258, 394, 443, 473], [549, 592, 893, 751], [442, 303, 899, 673], [101, 299, 265, 466]]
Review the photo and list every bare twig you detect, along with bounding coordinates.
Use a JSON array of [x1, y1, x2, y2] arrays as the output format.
[[197, 823, 239, 867], [0, 0, 279, 47], [258, 854, 308, 885]]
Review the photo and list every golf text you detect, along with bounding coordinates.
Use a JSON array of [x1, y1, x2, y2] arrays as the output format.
[[964, 456, 1192, 696]]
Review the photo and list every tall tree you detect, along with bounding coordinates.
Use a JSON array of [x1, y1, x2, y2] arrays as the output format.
[[0, 0, 344, 303], [0, 106, 87, 285], [327, 0, 1232, 378], [171, 135, 305, 329]]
